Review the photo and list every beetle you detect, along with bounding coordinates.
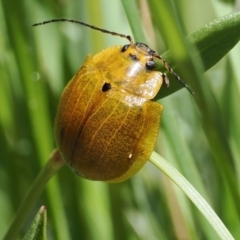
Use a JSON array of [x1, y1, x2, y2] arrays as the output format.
[[33, 19, 192, 183]]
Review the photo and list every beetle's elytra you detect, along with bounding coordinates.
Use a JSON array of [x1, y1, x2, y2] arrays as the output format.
[[33, 19, 192, 183]]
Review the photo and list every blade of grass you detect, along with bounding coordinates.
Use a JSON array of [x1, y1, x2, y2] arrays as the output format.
[[121, 0, 148, 43], [22, 206, 47, 240], [150, 151, 234, 240]]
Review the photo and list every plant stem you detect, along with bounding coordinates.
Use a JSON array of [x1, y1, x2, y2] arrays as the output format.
[[3, 149, 65, 240]]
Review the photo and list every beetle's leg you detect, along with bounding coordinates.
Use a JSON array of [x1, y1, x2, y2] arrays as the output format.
[[162, 73, 170, 88]]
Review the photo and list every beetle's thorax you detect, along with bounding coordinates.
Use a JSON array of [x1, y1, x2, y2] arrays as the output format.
[[93, 44, 163, 99]]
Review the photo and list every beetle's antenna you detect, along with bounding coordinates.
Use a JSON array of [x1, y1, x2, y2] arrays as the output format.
[[153, 53, 194, 95], [33, 18, 133, 44], [33, 19, 193, 94]]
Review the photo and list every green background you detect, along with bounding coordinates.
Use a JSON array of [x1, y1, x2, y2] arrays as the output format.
[[1, 0, 240, 239]]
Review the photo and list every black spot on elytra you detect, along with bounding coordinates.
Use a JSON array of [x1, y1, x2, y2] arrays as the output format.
[[102, 82, 111, 92]]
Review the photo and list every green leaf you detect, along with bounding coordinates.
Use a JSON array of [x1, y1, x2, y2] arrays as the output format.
[[22, 206, 47, 240], [155, 11, 240, 98], [188, 12, 240, 71]]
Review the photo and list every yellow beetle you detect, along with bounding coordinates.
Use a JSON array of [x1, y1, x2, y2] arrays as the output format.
[[33, 19, 192, 183]]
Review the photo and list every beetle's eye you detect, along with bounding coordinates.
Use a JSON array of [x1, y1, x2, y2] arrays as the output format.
[[102, 82, 111, 92], [146, 60, 156, 70], [121, 44, 129, 52]]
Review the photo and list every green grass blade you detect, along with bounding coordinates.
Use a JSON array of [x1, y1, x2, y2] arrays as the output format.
[[155, 11, 240, 98], [150, 151, 234, 240], [22, 206, 47, 240]]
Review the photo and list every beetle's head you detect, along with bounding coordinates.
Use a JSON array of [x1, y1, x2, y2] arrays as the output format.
[[33, 19, 193, 94], [121, 42, 194, 94], [121, 42, 159, 70]]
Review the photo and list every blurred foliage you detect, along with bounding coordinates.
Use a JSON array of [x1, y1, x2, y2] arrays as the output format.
[[0, 0, 240, 239]]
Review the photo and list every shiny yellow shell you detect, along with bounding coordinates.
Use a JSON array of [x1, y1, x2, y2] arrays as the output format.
[[54, 43, 164, 183]]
